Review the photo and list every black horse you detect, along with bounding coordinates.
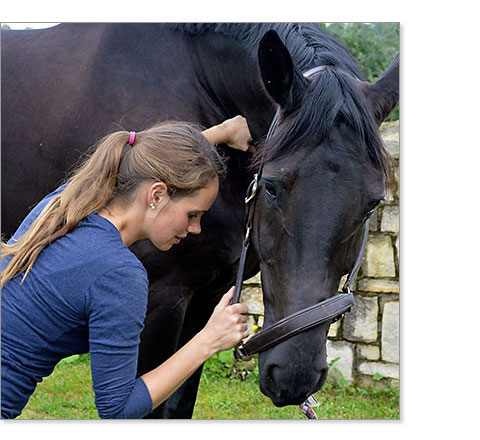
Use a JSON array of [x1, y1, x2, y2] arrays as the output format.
[[1, 23, 398, 418]]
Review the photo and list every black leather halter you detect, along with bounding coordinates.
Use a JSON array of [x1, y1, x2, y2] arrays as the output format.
[[231, 67, 369, 360]]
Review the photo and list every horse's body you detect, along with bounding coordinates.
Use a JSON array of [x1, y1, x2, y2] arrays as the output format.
[[1, 23, 398, 418]]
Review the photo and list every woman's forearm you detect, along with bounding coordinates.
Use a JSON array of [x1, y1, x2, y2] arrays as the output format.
[[140, 329, 214, 410], [202, 115, 252, 151]]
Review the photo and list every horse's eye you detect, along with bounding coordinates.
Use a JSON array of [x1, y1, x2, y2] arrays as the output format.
[[365, 197, 384, 218], [264, 182, 277, 199]]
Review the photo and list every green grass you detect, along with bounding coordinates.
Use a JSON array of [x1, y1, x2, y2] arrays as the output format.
[[193, 351, 399, 419], [19, 354, 98, 419], [18, 352, 398, 420]]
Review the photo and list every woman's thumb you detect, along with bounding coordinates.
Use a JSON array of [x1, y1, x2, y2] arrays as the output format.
[[218, 286, 235, 308]]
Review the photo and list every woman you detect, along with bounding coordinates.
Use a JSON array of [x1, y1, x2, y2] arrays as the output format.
[[1, 116, 252, 419]]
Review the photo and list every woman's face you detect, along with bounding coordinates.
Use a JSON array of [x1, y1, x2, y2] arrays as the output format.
[[145, 177, 219, 251]]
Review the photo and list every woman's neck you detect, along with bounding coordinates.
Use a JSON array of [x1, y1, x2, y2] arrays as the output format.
[[98, 201, 146, 247]]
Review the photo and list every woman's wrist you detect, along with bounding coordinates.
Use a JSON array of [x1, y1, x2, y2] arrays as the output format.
[[202, 124, 226, 145], [195, 327, 218, 359]]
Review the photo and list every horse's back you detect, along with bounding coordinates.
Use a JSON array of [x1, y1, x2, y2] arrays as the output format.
[[1, 24, 196, 237]]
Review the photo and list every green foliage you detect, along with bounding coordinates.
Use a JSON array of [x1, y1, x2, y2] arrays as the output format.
[[320, 23, 399, 83], [318, 22, 399, 121], [203, 350, 258, 384], [327, 356, 349, 388]]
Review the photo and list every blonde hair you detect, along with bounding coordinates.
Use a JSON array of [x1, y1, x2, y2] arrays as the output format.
[[1, 121, 225, 287]]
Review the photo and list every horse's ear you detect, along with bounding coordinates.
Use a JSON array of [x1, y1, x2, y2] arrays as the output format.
[[360, 54, 399, 125], [258, 30, 306, 109]]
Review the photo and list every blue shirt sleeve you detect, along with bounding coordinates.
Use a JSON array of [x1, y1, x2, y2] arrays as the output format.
[[86, 264, 152, 419]]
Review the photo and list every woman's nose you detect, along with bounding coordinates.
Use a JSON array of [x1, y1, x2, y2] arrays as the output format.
[[187, 219, 201, 234]]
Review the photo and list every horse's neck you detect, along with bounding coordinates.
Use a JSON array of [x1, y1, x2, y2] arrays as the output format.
[[186, 33, 277, 141]]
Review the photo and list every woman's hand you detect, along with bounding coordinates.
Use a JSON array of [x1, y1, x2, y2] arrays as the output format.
[[200, 286, 249, 355], [202, 116, 254, 153]]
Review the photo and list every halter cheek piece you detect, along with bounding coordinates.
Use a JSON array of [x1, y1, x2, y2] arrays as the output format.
[[231, 66, 369, 361]]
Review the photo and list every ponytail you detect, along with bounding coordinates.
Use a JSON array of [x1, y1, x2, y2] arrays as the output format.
[[1, 121, 225, 287]]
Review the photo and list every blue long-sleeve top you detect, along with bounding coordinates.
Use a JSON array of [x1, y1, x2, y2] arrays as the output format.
[[1, 186, 153, 419]]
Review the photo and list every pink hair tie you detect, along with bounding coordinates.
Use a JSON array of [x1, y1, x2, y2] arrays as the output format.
[[128, 131, 136, 146]]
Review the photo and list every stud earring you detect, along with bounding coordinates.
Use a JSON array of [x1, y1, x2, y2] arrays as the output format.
[[150, 203, 156, 210]]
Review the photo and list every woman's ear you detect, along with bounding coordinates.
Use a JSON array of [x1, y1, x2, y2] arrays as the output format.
[[148, 182, 169, 207]]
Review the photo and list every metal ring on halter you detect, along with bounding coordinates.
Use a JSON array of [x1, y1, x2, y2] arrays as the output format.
[[245, 173, 259, 204]]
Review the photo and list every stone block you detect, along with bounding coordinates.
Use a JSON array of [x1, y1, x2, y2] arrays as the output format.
[[362, 235, 396, 277], [369, 209, 379, 232], [357, 374, 399, 390], [357, 344, 380, 361], [241, 287, 264, 315], [343, 296, 378, 343], [358, 279, 399, 294], [382, 301, 399, 363], [380, 121, 399, 160], [326, 340, 354, 384], [395, 236, 400, 261], [381, 205, 399, 233], [244, 272, 261, 285], [358, 361, 399, 379], [257, 315, 264, 328], [338, 274, 356, 292], [328, 320, 340, 338]]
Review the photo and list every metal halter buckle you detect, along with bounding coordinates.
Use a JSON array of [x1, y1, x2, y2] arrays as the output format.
[[233, 345, 252, 361], [299, 395, 319, 419]]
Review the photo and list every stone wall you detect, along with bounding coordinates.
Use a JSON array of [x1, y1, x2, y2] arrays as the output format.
[[240, 121, 400, 388]]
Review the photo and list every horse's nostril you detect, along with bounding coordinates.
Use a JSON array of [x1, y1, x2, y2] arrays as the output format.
[[266, 363, 279, 383]]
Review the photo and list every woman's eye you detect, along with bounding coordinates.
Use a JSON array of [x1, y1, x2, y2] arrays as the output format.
[[189, 213, 198, 219]]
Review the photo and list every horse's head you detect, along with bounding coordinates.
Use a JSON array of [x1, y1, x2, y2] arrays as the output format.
[[251, 31, 399, 406]]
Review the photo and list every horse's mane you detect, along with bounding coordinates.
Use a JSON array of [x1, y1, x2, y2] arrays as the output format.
[[254, 67, 393, 187], [168, 23, 364, 78], [169, 23, 392, 187]]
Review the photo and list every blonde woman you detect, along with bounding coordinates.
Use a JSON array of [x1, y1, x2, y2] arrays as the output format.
[[1, 116, 252, 419]]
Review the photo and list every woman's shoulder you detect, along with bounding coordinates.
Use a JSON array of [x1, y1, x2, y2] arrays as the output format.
[[68, 212, 138, 259], [43, 211, 148, 286]]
